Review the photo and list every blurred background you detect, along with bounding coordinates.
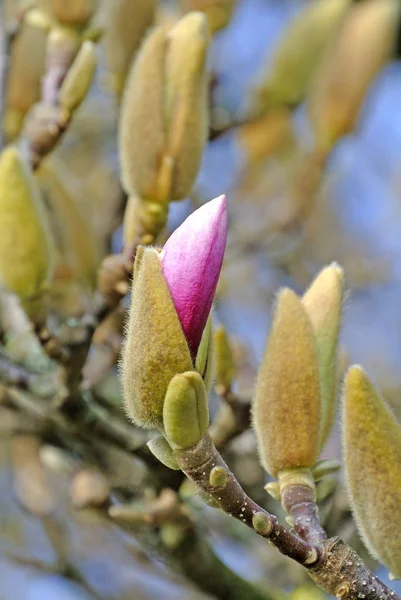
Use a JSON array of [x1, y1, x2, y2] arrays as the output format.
[[2, 0, 401, 598]]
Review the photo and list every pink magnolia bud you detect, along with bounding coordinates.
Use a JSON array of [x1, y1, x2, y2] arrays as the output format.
[[161, 195, 227, 358]]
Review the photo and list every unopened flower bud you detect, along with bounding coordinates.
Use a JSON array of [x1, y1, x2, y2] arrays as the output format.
[[163, 371, 209, 448], [103, 0, 156, 96], [180, 0, 237, 33], [344, 366, 401, 579], [37, 0, 98, 27], [119, 12, 210, 202], [308, 0, 400, 150], [253, 0, 349, 111], [302, 263, 344, 449], [253, 289, 321, 477], [59, 41, 97, 113], [0, 148, 51, 299]]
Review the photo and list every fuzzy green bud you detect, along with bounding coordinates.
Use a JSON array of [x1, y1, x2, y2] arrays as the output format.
[[121, 248, 193, 428], [103, 0, 156, 96], [344, 366, 401, 579], [59, 41, 97, 113], [214, 325, 235, 391], [302, 263, 344, 449], [253, 0, 349, 112], [119, 12, 210, 203], [163, 371, 209, 449], [253, 289, 321, 477], [0, 148, 51, 300]]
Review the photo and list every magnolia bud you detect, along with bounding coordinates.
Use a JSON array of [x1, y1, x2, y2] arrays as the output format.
[[163, 371, 209, 448], [119, 12, 210, 202], [214, 325, 235, 391], [344, 366, 401, 579], [302, 263, 344, 449], [59, 41, 97, 113], [180, 0, 237, 33], [0, 148, 51, 300], [253, 289, 321, 477], [122, 248, 193, 428], [4, 11, 49, 139], [103, 0, 156, 96], [253, 0, 349, 111], [37, 0, 98, 27], [308, 0, 400, 150]]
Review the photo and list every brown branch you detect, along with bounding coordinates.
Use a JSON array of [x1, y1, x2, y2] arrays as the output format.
[[174, 434, 400, 600], [281, 481, 327, 546]]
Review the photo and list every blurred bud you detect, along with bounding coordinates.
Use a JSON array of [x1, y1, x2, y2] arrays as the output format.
[[36, 0, 98, 27], [344, 366, 401, 579], [253, 289, 321, 477], [179, 0, 237, 34], [119, 12, 210, 202], [302, 263, 344, 449], [122, 248, 193, 428], [42, 26, 81, 103], [147, 436, 180, 470], [4, 10, 49, 139], [161, 195, 227, 358], [103, 0, 156, 96], [308, 0, 400, 150], [0, 147, 51, 300], [214, 325, 235, 391], [59, 41, 97, 113], [163, 371, 209, 448], [253, 0, 349, 112]]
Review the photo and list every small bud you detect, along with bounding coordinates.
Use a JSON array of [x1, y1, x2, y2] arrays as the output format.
[[180, 0, 238, 33], [37, 0, 98, 27], [0, 148, 51, 300], [214, 325, 235, 391], [209, 466, 229, 487], [308, 0, 400, 150], [163, 371, 209, 449], [161, 195, 227, 358], [147, 437, 180, 470], [122, 248, 193, 428], [253, 289, 321, 477], [253, 0, 349, 111], [343, 366, 401, 578], [103, 0, 156, 96], [59, 41, 97, 113], [119, 12, 210, 202], [252, 512, 273, 535], [302, 263, 344, 449], [264, 481, 281, 501]]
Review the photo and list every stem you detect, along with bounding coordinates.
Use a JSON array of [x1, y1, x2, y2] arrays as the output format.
[[174, 434, 400, 600]]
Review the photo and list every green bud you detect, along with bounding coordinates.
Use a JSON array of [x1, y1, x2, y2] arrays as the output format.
[[195, 313, 212, 379], [214, 325, 235, 391], [103, 0, 156, 96], [253, 0, 349, 111], [252, 512, 273, 535], [163, 371, 209, 449], [59, 41, 97, 113], [302, 263, 344, 449], [119, 12, 210, 202], [0, 147, 51, 300], [253, 289, 321, 477], [147, 436, 180, 470], [344, 366, 401, 578], [264, 481, 281, 501], [209, 466, 229, 487], [121, 248, 193, 428]]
